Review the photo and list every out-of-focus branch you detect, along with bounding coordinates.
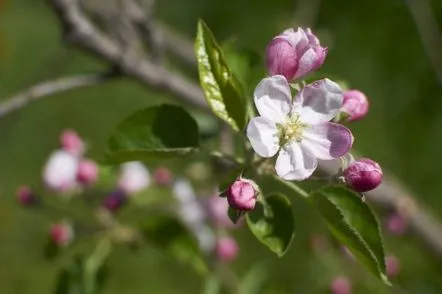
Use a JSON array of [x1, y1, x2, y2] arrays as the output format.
[[405, 0, 442, 84], [0, 73, 107, 118]]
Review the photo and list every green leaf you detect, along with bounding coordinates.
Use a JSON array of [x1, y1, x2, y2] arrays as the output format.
[[83, 238, 111, 294], [195, 19, 247, 131], [311, 185, 390, 285], [141, 215, 207, 275], [246, 193, 295, 257], [54, 257, 86, 294], [105, 104, 199, 164], [228, 206, 242, 224], [239, 261, 269, 294]]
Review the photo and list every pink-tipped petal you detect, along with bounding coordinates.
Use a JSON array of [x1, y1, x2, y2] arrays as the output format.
[[293, 48, 318, 80], [253, 75, 292, 123], [297, 79, 343, 124], [302, 123, 353, 160], [275, 142, 318, 180], [246, 117, 280, 158], [266, 38, 298, 80]]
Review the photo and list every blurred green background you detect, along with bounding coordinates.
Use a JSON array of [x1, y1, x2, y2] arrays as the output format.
[[1, 0, 442, 293]]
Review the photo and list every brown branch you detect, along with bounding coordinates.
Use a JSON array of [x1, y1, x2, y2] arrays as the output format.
[[0, 74, 107, 118]]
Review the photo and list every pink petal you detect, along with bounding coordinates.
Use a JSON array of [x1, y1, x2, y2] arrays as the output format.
[[293, 48, 317, 80], [275, 142, 318, 180], [302, 122, 353, 160]]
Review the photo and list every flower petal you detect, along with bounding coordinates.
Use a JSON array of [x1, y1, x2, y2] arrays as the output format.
[[301, 122, 353, 160], [254, 75, 292, 123], [296, 78, 343, 124], [275, 142, 318, 180], [293, 48, 317, 80], [246, 117, 280, 157]]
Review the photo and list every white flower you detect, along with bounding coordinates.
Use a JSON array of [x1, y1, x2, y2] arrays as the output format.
[[43, 150, 79, 192], [247, 75, 353, 180], [118, 161, 150, 194]]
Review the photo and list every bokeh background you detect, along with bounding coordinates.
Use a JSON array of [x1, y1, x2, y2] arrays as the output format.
[[1, 0, 442, 293]]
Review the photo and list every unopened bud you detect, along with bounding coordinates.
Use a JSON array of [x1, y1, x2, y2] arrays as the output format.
[[266, 27, 327, 81], [216, 236, 239, 262], [330, 276, 352, 294], [341, 90, 369, 122], [343, 159, 383, 192], [153, 166, 173, 186], [227, 178, 258, 211], [60, 129, 85, 156], [16, 185, 37, 206], [50, 222, 74, 247], [76, 159, 98, 185], [386, 213, 408, 236], [386, 255, 401, 278], [102, 191, 127, 212]]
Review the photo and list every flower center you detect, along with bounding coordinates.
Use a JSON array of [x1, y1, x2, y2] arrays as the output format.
[[278, 114, 308, 145]]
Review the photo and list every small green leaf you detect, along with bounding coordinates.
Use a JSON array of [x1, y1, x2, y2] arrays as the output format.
[[141, 215, 207, 275], [311, 185, 390, 285], [228, 206, 242, 224], [105, 104, 199, 164], [195, 20, 247, 131], [246, 193, 295, 257]]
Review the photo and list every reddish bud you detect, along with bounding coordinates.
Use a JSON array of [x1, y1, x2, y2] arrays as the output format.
[[342, 90, 369, 122], [153, 166, 173, 186], [102, 191, 127, 212], [50, 222, 74, 247], [386, 255, 401, 278], [16, 185, 36, 206], [227, 178, 258, 211], [216, 236, 239, 262], [76, 159, 98, 185], [343, 158, 383, 192], [330, 276, 352, 294]]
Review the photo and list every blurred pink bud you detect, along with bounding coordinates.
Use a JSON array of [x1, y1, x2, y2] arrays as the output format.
[[266, 27, 327, 81], [342, 90, 369, 122], [50, 222, 74, 247], [206, 194, 240, 229], [386, 213, 408, 235], [60, 129, 85, 156], [43, 150, 79, 192], [330, 276, 352, 294], [16, 185, 36, 206], [386, 255, 401, 278], [118, 161, 150, 194], [227, 178, 258, 211], [102, 191, 127, 212], [216, 236, 239, 262], [153, 166, 173, 186], [343, 158, 383, 192], [76, 159, 98, 185]]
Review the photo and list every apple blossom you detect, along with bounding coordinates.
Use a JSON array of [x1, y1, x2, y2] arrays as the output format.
[[76, 159, 98, 185], [343, 158, 383, 192], [247, 75, 353, 180], [227, 178, 258, 211], [118, 161, 150, 194], [341, 90, 369, 122], [60, 129, 85, 156], [43, 150, 79, 192]]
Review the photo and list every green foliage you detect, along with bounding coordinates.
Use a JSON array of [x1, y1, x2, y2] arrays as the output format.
[[246, 193, 295, 257], [195, 20, 247, 131], [105, 105, 199, 164], [311, 185, 389, 285], [140, 215, 207, 275]]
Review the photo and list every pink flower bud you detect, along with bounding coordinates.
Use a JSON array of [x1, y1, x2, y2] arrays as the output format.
[[343, 158, 383, 192], [342, 90, 369, 122], [16, 185, 36, 206], [76, 159, 98, 185], [43, 150, 79, 192], [206, 194, 241, 229], [330, 276, 352, 294], [153, 166, 173, 186], [386, 213, 408, 235], [386, 255, 401, 277], [50, 222, 74, 247], [266, 27, 327, 81], [227, 179, 258, 211], [102, 191, 127, 212], [118, 162, 150, 194], [60, 129, 85, 156], [216, 236, 239, 262]]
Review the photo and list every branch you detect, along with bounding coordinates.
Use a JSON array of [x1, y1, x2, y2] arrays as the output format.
[[0, 74, 107, 118]]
